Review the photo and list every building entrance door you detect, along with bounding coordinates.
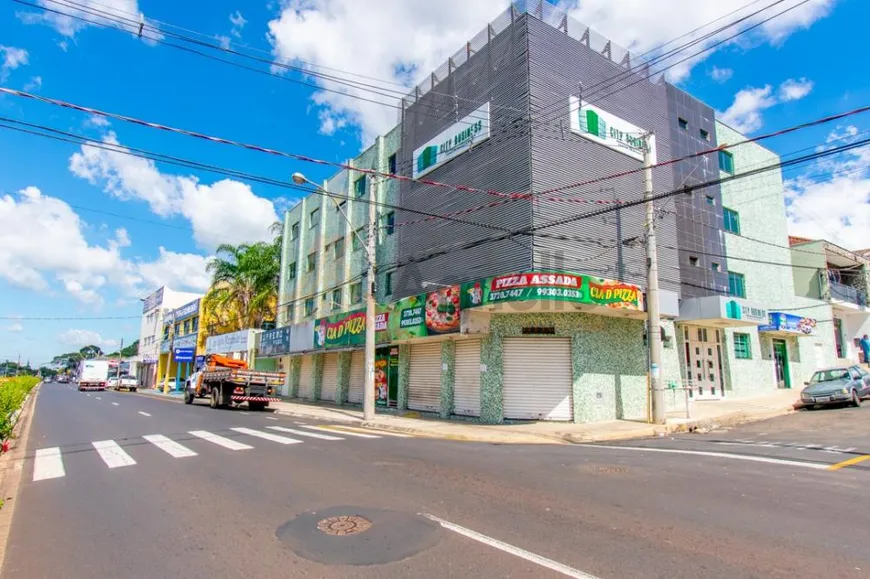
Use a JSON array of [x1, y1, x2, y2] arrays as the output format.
[[684, 326, 724, 400], [773, 339, 791, 389]]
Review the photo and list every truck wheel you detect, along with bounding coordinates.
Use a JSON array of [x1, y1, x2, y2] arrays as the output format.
[[220, 384, 234, 408], [209, 388, 219, 409], [183, 389, 193, 404], [249, 402, 266, 412], [131, 387, 137, 393]]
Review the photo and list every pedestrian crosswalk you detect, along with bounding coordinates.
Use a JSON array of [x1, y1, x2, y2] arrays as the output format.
[[30, 425, 401, 482]]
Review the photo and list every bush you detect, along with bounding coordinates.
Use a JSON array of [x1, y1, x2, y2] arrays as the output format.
[[0, 377, 39, 441]]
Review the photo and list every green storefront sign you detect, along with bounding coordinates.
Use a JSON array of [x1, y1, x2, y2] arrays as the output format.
[[312, 272, 643, 348], [460, 272, 643, 310]]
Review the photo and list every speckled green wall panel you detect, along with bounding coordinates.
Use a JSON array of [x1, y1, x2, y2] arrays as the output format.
[[336, 351, 352, 404], [484, 312, 646, 424], [312, 353, 324, 400], [289, 356, 301, 398], [479, 333, 503, 424], [397, 344, 410, 410], [440, 341, 455, 418]]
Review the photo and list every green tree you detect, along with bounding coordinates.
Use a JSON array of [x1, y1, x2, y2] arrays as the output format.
[[80, 345, 103, 359], [205, 242, 279, 331]]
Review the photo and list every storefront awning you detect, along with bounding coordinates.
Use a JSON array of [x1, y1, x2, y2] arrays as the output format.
[[677, 296, 768, 328], [758, 312, 818, 337]]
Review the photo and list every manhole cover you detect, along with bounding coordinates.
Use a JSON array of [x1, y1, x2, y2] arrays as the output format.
[[317, 515, 372, 536]]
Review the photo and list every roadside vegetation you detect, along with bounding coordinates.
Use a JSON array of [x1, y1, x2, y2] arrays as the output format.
[[0, 376, 40, 442]]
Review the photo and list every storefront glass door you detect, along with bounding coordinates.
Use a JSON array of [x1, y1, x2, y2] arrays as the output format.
[[772, 339, 791, 389]]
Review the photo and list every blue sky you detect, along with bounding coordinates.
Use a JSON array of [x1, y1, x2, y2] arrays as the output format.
[[0, 0, 866, 366]]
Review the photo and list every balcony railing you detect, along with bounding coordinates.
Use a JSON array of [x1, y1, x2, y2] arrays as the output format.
[[830, 281, 867, 307]]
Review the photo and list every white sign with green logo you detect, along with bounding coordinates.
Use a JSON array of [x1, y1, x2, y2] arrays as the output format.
[[412, 102, 491, 179], [568, 96, 656, 163]]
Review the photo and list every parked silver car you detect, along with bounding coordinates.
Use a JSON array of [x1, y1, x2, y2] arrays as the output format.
[[800, 366, 870, 408]]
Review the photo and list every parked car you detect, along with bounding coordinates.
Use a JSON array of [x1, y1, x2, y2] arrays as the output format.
[[112, 374, 138, 392], [800, 366, 870, 409]]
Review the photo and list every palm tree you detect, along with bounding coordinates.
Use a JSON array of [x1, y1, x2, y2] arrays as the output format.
[[205, 242, 280, 331]]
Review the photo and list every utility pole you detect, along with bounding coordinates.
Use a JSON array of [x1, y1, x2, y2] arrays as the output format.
[[363, 174, 378, 422], [644, 133, 665, 425], [15, 354, 20, 377], [116, 338, 124, 385]]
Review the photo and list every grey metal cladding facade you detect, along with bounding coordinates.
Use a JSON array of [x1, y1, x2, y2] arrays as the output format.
[[394, 17, 533, 299], [525, 17, 681, 293], [664, 83, 729, 299]]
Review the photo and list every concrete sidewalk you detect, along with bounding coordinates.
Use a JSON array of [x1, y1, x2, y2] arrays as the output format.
[[267, 388, 802, 444]]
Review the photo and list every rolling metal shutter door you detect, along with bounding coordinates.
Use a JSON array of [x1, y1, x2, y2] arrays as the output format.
[[321, 353, 339, 401], [348, 351, 365, 404], [453, 340, 481, 417], [408, 342, 442, 413], [299, 355, 314, 400], [503, 338, 573, 421]]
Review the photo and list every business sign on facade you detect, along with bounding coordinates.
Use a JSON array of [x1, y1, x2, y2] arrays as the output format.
[[460, 273, 644, 311], [173, 333, 197, 349], [759, 312, 817, 336], [412, 102, 491, 179], [167, 299, 200, 323], [568, 96, 656, 163], [160, 339, 171, 354], [314, 310, 367, 349], [174, 347, 195, 363], [205, 330, 253, 355], [382, 286, 462, 341], [259, 326, 292, 357], [724, 300, 768, 324], [142, 287, 164, 314]]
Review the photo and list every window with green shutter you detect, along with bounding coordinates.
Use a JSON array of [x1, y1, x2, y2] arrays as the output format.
[[728, 271, 746, 298], [734, 333, 752, 359], [354, 175, 367, 198], [718, 150, 734, 174], [723, 207, 741, 234]]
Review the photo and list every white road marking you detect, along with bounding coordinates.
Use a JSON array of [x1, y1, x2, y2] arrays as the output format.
[[92, 440, 137, 469], [421, 513, 598, 579], [267, 426, 343, 440], [189, 430, 253, 451], [231, 427, 302, 445], [143, 435, 197, 458], [579, 444, 830, 470], [301, 425, 380, 439], [86, 394, 91, 397], [239, 412, 249, 416], [33, 447, 65, 481], [95, 397, 101, 400], [138, 411, 151, 417], [265, 416, 278, 420], [294, 421, 306, 425], [330, 425, 410, 437], [112, 402, 119, 406]]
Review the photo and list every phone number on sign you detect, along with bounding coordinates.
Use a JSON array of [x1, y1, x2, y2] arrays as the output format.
[[536, 287, 582, 299]]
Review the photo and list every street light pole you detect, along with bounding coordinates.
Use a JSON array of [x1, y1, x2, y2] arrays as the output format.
[[291, 172, 377, 421], [644, 133, 665, 425], [363, 175, 378, 422]]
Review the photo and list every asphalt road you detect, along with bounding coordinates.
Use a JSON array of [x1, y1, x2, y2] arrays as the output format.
[[3, 382, 870, 579]]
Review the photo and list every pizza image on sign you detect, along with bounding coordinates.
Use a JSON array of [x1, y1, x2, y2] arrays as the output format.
[[425, 286, 461, 334]]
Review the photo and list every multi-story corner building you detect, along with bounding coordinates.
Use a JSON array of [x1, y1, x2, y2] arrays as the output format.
[[273, 2, 833, 423], [137, 287, 203, 389], [789, 237, 870, 364], [156, 297, 203, 391]]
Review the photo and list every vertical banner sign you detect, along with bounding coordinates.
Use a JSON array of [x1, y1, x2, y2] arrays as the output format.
[[568, 96, 656, 163], [413, 102, 491, 178]]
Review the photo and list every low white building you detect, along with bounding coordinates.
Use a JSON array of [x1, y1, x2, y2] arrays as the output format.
[[138, 287, 203, 388]]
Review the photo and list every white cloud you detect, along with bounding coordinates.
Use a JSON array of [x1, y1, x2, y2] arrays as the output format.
[[58, 329, 117, 349], [23, 75, 42, 91], [778, 77, 814, 101], [266, 1, 834, 141], [216, 35, 232, 50], [19, 0, 158, 42], [785, 125, 870, 250], [0, 186, 211, 303], [137, 247, 212, 293], [5, 323, 23, 333], [0, 45, 28, 80], [719, 77, 814, 133], [84, 114, 110, 128], [229, 10, 247, 38], [68, 133, 279, 251], [709, 66, 733, 83]]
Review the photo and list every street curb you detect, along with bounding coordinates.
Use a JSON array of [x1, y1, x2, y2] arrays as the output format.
[[667, 406, 796, 434], [0, 380, 42, 573]]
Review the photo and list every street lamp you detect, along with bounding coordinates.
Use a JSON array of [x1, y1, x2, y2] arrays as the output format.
[[292, 171, 378, 422]]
